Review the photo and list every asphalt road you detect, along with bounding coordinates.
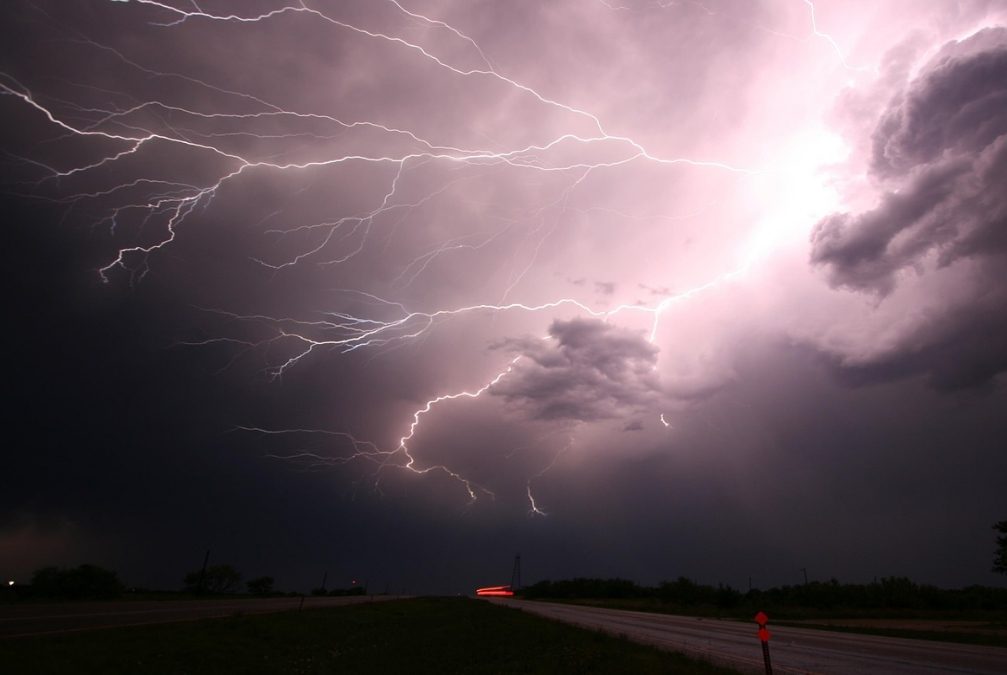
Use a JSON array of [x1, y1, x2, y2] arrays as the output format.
[[0, 595, 402, 639], [493, 599, 1007, 675]]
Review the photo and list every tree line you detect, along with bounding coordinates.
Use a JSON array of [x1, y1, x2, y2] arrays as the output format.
[[522, 522, 1007, 611], [520, 576, 1007, 611], [5, 563, 318, 601]]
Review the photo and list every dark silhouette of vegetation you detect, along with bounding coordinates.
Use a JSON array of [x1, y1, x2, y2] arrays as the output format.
[[994, 521, 1007, 575], [246, 576, 275, 596], [183, 564, 241, 594], [521, 576, 1007, 613], [655, 577, 740, 608], [328, 586, 366, 596], [521, 578, 644, 600], [27, 564, 123, 600]]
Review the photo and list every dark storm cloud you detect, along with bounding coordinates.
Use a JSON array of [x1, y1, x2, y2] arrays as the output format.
[[812, 30, 1007, 292], [826, 295, 1007, 390], [810, 29, 1007, 388], [4, 0, 1006, 596], [490, 318, 661, 421], [810, 156, 973, 293], [872, 29, 1007, 177]]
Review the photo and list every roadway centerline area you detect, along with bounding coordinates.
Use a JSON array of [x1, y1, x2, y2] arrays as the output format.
[[492, 599, 1007, 675]]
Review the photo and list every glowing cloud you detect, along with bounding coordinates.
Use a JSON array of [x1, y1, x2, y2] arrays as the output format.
[[2, 0, 1004, 520]]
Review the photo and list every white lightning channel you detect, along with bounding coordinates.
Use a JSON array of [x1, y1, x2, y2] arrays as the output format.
[[2, 0, 851, 506]]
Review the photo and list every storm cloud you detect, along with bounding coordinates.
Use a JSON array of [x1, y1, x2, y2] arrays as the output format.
[[810, 28, 1007, 388], [491, 318, 661, 422], [2, 1, 1005, 595]]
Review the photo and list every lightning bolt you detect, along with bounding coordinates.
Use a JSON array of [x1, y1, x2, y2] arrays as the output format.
[[526, 435, 575, 517], [389, 359, 520, 501], [801, 0, 873, 73], [2, 0, 849, 507]]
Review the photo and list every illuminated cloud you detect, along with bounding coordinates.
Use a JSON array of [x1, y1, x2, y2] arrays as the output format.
[[3, 0, 1006, 591], [813, 30, 1007, 291], [811, 29, 1007, 388], [491, 319, 661, 422]]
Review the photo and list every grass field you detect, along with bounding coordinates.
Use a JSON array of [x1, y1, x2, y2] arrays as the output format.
[[773, 618, 1007, 648], [0, 597, 740, 674]]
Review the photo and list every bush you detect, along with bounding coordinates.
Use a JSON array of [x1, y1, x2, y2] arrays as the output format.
[[182, 564, 242, 594], [29, 564, 123, 600], [246, 576, 275, 596]]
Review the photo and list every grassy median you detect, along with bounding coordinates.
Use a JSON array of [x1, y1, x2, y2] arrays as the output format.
[[2, 597, 740, 674]]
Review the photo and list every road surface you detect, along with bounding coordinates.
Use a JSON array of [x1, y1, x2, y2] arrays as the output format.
[[0, 595, 402, 639], [492, 599, 1007, 674]]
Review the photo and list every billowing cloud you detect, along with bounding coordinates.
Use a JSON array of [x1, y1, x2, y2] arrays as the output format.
[[3, 0, 1006, 594], [810, 29, 1007, 388], [872, 28, 1007, 177], [822, 292, 1007, 390], [491, 318, 661, 421]]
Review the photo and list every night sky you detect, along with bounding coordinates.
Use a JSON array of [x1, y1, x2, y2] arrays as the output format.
[[2, 0, 1006, 595]]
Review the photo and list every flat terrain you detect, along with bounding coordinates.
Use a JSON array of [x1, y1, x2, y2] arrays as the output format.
[[0, 595, 397, 638], [498, 599, 1007, 674], [783, 617, 1007, 635], [0, 597, 739, 674]]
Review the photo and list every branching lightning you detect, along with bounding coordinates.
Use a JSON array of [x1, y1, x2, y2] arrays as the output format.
[[1, 0, 854, 510], [526, 435, 575, 517]]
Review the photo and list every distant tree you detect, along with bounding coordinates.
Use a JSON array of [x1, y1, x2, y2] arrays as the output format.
[[994, 521, 1007, 575], [878, 577, 920, 608], [715, 583, 741, 609], [657, 577, 708, 605], [29, 567, 61, 597], [246, 576, 275, 596], [183, 564, 242, 594], [29, 564, 123, 600]]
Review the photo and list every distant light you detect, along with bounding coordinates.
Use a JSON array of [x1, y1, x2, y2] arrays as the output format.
[[7, 580, 13, 587], [352, 579, 357, 585]]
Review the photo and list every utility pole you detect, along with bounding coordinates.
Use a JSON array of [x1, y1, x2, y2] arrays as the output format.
[[511, 554, 522, 591], [196, 549, 210, 595], [320, 571, 328, 593], [801, 568, 808, 585]]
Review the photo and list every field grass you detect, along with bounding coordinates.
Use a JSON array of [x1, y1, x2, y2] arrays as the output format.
[[771, 620, 1007, 649], [0, 597, 740, 674]]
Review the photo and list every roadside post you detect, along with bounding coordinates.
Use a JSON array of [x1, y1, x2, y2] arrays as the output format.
[[754, 611, 772, 675]]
